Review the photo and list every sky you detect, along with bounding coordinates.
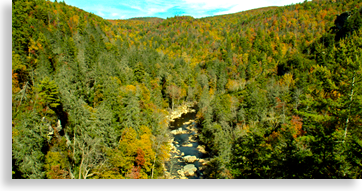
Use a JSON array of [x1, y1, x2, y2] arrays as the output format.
[[58, 0, 309, 20]]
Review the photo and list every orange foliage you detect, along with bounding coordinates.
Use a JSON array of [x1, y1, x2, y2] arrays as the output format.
[[47, 165, 70, 179], [290, 115, 305, 138], [275, 97, 285, 109], [266, 131, 280, 144]]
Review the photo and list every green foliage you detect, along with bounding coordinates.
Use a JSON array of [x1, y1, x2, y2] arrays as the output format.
[[12, 112, 47, 179], [37, 77, 61, 114]]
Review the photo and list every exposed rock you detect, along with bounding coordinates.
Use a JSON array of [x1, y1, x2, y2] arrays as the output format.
[[184, 164, 197, 176], [55, 119, 62, 132], [199, 159, 205, 163], [197, 145, 208, 154], [183, 121, 192, 125], [182, 142, 193, 147], [183, 155, 198, 163], [189, 127, 197, 133], [177, 170, 184, 176], [166, 102, 197, 124], [170, 128, 187, 135], [183, 120, 195, 126], [181, 152, 185, 156], [170, 130, 178, 135], [188, 135, 197, 142], [174, 155, 181, 159], [202, 160, 209, 166]]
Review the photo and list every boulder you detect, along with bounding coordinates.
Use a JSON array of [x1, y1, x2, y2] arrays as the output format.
[[197, 145, 207, 154], [188, 135, 197, 142], [183, 164, 197, 177], [202, 160, 209, 166], [171, 127, 188, 135], [177, 170, 185, 176], [170, 130, 178, 135], [183, 155, 198, 163], [183, 121, 191, 125], [182, 143, 193, 147]]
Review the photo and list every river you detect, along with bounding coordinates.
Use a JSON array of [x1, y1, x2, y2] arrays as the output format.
[[165, 110, 209, 179]]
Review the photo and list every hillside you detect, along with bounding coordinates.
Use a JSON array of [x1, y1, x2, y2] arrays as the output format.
[[127, 17, 164, 23], [12, 0, 362, 179]]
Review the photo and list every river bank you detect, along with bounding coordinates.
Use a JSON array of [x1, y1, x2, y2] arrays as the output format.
[[163, 103, 210, 179]]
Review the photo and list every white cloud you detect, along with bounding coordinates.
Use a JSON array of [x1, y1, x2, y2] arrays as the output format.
[[96, 11, 105, 17], [183, 0, 236, 10], [182, 0, 308, 16], [216, 0, 308, 15], [63, 0, 309, 19]]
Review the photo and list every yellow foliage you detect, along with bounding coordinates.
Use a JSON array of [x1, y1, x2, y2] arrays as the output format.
[[12, 127, 19, 140], [28, 38, 39, 53], [226, 79, 239, 92], [111, 126, 156, 178], [45, 151, 69, 179], [12, 52, 26, 94], [332, 90, 341, 99], [209, 88, 215, 96], [150, 78, 160, 90], [181, 87, 187, 98], [111, 76, 122, 86], [241, 53, 249, 65], [242, 124, 250, 133], [125, 84, 137, 93], [140, 84, 151, 103], [280, 73, 295, 88]]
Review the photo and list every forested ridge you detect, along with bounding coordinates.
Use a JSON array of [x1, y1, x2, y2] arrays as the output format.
[[12, 0, 362, 179]]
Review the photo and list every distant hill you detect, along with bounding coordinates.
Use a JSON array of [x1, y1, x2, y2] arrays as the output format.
[[127, 16, 164, 23]]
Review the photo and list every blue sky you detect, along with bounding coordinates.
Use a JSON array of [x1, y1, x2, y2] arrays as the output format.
[[59, 0, 309, 19]]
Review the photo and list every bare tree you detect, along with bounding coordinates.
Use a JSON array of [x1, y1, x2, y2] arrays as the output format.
[[166, 84, 181, 110], [76, 136, 105, 179]]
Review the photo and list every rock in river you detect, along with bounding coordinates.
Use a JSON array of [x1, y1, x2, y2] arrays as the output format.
[[170, 128, 187, 135], [184, 164, 197, 176], [183, 155, 198, 163], [197, 145, 208, 154], [182, 142, 193, 147]]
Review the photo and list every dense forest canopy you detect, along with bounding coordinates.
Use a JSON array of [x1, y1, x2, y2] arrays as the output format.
[[12, 0, 362, 179]]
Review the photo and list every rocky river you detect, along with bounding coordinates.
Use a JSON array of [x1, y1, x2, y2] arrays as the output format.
[[164, 108, 210, 179]]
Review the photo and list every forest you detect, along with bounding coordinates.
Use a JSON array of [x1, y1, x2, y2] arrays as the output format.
[[12, 0, 362, 179]]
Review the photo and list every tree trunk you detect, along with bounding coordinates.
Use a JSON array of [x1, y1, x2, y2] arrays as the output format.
[[344, 71, 355, 143], [151, 154, 157, 179], [172, 97, 174, 110], [79, 150, 84, 179]]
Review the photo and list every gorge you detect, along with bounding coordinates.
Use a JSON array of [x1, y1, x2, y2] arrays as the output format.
[[165, 107, 209, 179]]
